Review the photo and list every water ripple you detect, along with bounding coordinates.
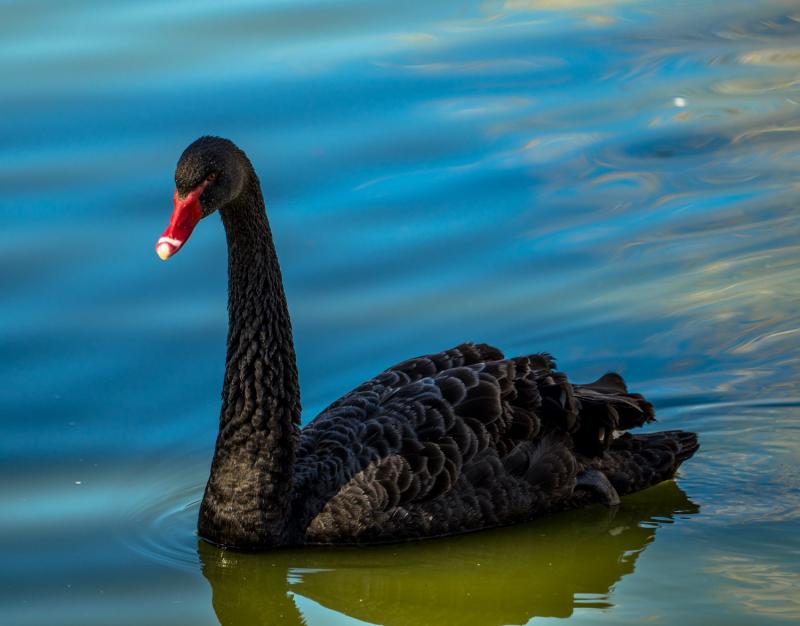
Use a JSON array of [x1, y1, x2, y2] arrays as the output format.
[[119, 467, 205, 572]]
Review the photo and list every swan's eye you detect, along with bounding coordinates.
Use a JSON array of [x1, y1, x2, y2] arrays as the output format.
[[206, 172, 218, 182]]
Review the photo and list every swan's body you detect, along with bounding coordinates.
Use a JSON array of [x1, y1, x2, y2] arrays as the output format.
[[157, 136, 698, 549]]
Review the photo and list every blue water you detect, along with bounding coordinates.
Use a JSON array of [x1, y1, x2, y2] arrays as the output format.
[[2, 1, 799, 624]]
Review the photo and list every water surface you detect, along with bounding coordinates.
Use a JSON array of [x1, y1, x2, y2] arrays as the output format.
[[2, 1, 799, 624]]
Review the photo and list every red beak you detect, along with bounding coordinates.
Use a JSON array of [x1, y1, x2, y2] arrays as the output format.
[[156, 181, 208, 260]]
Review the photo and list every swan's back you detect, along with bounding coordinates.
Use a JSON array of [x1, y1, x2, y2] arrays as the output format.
[[289, 343, 697, 544]]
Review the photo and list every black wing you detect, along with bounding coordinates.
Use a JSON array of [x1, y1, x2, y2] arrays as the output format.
[[291, 343, 685, 544]]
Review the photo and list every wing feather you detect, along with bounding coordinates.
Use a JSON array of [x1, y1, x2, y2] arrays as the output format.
[[293, 343, 674, 544]]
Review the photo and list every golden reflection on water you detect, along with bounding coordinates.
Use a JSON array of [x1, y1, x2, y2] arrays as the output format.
[[502, 0, 635, 11], [200, 482, 697, 626], [738, 49, 800, 67], [708, 555, 800, 622]]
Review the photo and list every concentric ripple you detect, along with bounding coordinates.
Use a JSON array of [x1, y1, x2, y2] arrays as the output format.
[[119, 462, 206, 572]]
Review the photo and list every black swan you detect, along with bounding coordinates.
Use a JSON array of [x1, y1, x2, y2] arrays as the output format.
[[156, 136, 699, 549]]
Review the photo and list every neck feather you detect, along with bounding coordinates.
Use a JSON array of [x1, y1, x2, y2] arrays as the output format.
[[198, 165, 300, 548]]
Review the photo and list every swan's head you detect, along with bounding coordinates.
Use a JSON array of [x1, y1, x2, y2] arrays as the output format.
[[156, 136, 247, 260]]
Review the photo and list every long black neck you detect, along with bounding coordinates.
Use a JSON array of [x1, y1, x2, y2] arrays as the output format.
[[198, 163, 301, 549]]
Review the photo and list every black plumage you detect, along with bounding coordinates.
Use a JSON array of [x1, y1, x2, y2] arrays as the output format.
[[161, 136, 699, 549]]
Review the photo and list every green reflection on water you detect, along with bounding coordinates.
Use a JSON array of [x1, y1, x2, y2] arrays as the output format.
[[200, 481, 697, 626]]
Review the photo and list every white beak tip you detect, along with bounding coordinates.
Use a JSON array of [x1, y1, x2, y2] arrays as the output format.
[[156, 243, 172, 260]]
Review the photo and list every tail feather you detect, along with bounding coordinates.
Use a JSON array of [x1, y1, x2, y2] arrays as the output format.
[[571, 372, 656, 455], [670, 430, 700, 462], [510, 359, 698, 502], [583, 372, 629, 394], [598, 430, 699, 496]]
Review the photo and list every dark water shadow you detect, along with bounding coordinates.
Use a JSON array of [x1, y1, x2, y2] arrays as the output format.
[[199, 481, 697, 626]]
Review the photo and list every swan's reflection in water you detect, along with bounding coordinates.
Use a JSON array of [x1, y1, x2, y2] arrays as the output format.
[[199, 481, 698, 626]]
